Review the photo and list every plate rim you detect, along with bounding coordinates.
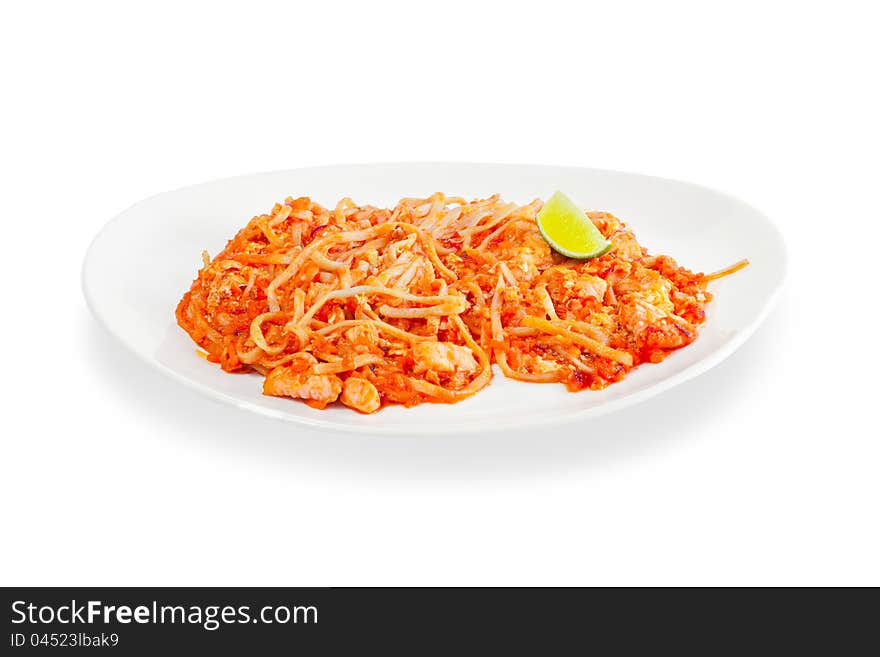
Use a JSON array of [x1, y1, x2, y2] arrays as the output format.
[[82, 162, 788, 435]]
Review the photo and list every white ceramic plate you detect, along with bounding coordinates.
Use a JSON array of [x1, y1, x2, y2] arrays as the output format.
[[83, 163, 786, 434]]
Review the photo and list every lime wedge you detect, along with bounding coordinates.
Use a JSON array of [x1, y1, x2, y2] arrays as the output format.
[[536, 191, 612, 259]]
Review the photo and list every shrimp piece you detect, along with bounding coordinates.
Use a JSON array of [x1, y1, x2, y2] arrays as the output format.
[[263, 366, 342, 409], [412, 342, 478, 374], [340, 377, 381, 414]]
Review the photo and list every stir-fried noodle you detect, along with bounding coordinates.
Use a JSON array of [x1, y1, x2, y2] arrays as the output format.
[[177, 194, 745, 413]]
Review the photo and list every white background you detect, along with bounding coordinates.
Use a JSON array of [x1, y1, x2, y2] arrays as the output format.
[[2, 1, 878, 586]]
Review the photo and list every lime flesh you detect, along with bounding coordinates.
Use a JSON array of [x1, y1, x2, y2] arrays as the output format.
[[536, 191, 612, 259]]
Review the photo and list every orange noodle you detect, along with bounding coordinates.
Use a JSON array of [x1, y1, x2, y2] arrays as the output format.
[[176, 194, 746, 413]]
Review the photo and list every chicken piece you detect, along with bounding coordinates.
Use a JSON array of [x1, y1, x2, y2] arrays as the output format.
[[539, 266, 608, 304], [411, 341, 478, 374], [618, 298, 670, 335], [204, 268, 248, 313], [263, 366, 342, 409], [539, 266, 576, 299], [340, 377, 381, 414], [615, 268, 675, 317], [617, 276, 693, 352], [343, 324, 380, 354], [508, 245, 543, 281], [575, 274, 608, 302]]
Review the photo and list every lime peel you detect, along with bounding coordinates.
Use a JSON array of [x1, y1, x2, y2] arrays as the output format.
[[536, 191, 612, 259]]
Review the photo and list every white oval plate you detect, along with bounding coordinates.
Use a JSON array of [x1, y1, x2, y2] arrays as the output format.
[[83, 163, 785, 434]]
